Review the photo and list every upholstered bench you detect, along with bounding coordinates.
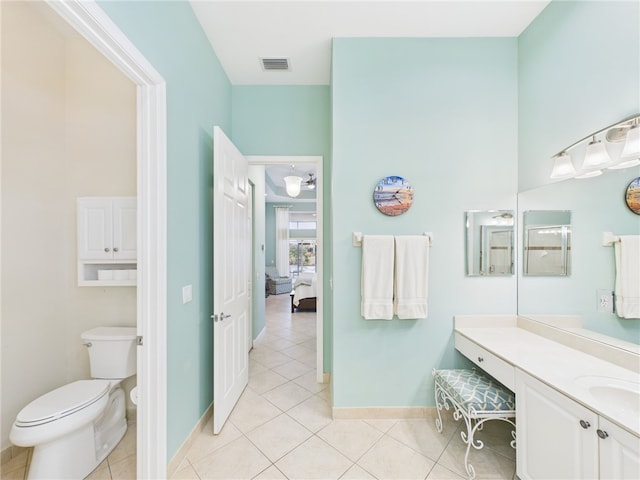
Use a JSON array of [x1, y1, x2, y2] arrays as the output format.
[[432, 369, 516, 480]]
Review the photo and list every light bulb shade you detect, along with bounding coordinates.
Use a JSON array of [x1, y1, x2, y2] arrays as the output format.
[[550, 154, 576, 179], [575, 169, 603, 179], [621, 124, 640, 158], [284, 175, 302, 197], [608, 158, 640, 170], [582, 138, 611, 169]]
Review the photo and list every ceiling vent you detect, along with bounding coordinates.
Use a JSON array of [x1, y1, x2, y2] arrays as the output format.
[[260, 57, 290, 71]]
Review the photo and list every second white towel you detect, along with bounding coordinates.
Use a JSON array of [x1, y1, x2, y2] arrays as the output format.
[[394, 235, 430, 319], [614, 235, 640, 319]]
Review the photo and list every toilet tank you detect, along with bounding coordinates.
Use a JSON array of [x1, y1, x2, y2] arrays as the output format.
[[81, 327, 137, 379]]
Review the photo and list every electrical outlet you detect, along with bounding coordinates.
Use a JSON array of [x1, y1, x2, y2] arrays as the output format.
[[597, 289, 614, 313]]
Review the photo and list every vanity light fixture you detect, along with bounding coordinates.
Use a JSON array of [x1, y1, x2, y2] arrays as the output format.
[[284, 165, 302, 197], [550, 113, 640, 180], [550, 153, 576, 180]]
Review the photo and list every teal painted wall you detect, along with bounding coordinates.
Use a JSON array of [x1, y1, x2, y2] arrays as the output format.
[[98, 0, 232, 460], [232, 86, 332, 371], [518, 0, 640, 343], [331, 38, 518, 408]]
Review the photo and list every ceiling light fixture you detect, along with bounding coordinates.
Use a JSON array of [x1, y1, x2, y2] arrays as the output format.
[[284, 165, 302, 197], [550, 113, 640, 180]]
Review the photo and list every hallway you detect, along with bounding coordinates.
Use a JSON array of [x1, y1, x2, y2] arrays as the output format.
[[171, 293, 516, 479]]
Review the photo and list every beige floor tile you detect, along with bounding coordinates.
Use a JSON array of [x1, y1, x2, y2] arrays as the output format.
[[170, 462, 200, 479], [85, 460, 112, 480], [248, 369, 289, 395], [108, 423, 137, 464], [250, 348, 293, 369], [356, 435, 435, 480], [474, 419, 517, 460], [229, 389, 283, 433], [275, 435, 352, 480], [386, 417, 459, 462], [253, 465, 288, 479], [437, 431, 516, 480], [317, 420, 384, 462], [108, 453, 137, 480], [246, 413, 313, 462], [340, 463, 377, 479], [185, 420, 243, 464], [287, 394, 333, 432], [315, 385, 332, 404], [262, 380, 315, 411], [0, 449, 29, 478], [363, 418, 399, 433], [426, 463, 466, 479], [191, 436, 271, 479], [293, 370, 329, 394], [272, 358, 313, 380]]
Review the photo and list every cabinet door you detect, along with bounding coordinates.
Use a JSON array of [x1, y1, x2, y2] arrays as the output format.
[[599, 417, 640, 480], [112, 198, 137, 260], [516, 369, 598, 480], [78, 198, 112, 260]]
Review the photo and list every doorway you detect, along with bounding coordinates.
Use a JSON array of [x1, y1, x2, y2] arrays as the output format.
[[46, 1, 168, 478], [247, 156, 324, 383]]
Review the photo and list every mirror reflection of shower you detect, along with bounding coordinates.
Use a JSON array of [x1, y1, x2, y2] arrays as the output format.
[[465, 210, 515, 276], [523, 210, 572, 276]]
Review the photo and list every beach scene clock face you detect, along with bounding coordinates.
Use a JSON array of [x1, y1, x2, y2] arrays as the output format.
[[373, 176, 414, 216]]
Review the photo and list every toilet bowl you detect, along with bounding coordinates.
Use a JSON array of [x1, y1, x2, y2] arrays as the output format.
[[10, 327, 136, 479]]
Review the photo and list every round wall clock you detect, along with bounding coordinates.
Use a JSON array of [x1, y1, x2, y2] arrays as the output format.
[[373, 176, 414, 216], [625, 176, 640, 215]]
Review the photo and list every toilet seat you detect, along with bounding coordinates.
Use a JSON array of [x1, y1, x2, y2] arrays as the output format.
[[15, 380, 110, 427]]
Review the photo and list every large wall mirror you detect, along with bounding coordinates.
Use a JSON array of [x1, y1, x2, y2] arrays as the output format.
[[518, 171, 640, 346], [465, 210, 515, 276], [523, 210, 571, 276]]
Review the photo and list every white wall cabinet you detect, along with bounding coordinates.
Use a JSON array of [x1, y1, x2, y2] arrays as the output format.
[[516, 369, 640, 480], [77, 197, 136, 286]]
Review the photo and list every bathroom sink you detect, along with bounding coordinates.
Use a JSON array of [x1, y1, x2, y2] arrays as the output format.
[[573, 375, 640, 418]]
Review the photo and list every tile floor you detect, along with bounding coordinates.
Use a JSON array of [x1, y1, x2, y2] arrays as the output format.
[[171, 293, 517, 480], [2, 293, 517, 479]]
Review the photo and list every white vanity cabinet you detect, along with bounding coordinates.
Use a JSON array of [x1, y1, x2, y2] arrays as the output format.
[[77, 197, 137, 286], [599, 417, 640, 480], [516, 369, 640, 480]]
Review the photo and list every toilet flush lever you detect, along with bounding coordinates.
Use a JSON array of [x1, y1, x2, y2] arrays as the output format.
[[83, 342, 92, 348]]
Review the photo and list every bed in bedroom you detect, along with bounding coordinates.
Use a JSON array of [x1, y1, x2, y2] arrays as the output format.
[[290, 273, 317, 312]]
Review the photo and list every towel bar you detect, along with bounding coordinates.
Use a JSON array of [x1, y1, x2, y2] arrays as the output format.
[[353, 232, 433, 247], [603, 231, 621, 246]]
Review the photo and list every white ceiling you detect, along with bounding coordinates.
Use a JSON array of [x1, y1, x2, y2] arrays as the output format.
[[190, 0, 550, 85]]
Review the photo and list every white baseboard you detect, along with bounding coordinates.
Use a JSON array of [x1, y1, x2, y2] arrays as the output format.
[[253, 325, 266, 347], [332, 406, 436, 420], [167, 403, 212, 477]]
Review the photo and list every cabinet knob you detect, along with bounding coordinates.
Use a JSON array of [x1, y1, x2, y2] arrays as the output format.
[[113, 247, 119, 252], [579, 420, 591, 429], [104, 247, 110, 252], [477, 356, 484, 363], [597, 429, 609, 439]]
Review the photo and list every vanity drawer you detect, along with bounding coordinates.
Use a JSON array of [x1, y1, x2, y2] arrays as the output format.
[[455, 332, 515, 390]]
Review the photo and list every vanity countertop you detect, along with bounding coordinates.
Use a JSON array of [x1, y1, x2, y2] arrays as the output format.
[[454, 317, 640, 437]]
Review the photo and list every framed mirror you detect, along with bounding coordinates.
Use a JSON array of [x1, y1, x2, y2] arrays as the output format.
[[465, 210, 515, 276], [523, 210, 571, 276]]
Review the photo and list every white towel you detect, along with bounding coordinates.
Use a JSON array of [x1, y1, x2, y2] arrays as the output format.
[[394, 235, 430, 319], [361, 235, 395, 320], [614, 235, 640, 319]]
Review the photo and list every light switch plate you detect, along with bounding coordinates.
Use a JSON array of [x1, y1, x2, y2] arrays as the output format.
[[182, 285, 193, 304]]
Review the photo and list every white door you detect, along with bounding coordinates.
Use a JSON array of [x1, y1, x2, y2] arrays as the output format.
[[212, 126, 250, 434]]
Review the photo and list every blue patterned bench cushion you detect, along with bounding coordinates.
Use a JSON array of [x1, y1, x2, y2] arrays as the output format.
[[434, 369, 515, 413]]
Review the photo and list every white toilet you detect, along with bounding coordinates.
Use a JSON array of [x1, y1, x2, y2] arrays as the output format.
[[10, 327, 137, 479]]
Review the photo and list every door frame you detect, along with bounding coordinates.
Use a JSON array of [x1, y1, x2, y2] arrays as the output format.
[[247, 155, 324, 383], [47, 1, 167, 478]]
